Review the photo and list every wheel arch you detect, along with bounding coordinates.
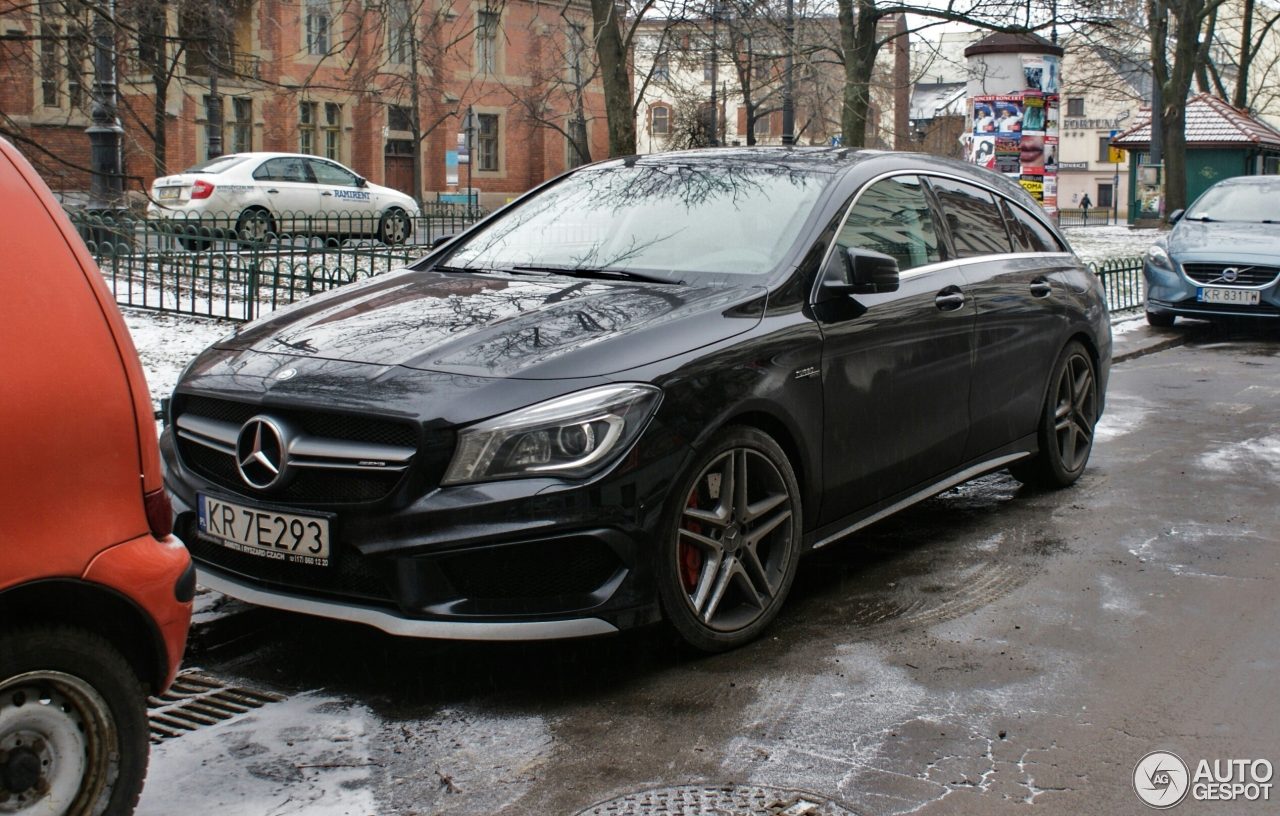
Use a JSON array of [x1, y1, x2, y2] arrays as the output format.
[[0, 579, 168, 693], [713, 408, 818, 530], [1066, 329, 1106, 417]]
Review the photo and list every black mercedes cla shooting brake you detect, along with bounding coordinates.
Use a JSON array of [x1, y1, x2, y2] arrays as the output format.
[[164, 148, 1111, 651]]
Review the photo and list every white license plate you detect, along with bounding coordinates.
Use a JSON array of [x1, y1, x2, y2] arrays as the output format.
[[197, 494, 330, 566], [158, 187, 182, 200], [1198, 287, 1260, 305]]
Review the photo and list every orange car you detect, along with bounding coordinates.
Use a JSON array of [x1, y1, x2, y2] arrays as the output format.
[[0, 139, 192, 814]]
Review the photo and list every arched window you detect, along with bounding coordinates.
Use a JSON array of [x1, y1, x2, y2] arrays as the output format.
[[651, 104, 670, 135]]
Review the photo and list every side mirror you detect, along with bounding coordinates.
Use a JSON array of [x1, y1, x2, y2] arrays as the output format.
[[356, 177, 368, 188], [430, 233, 457, 249], [820, 247, 900, 299], [1168, 208, 1184, 225]]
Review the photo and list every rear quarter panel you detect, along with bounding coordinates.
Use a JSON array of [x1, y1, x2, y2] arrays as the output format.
[[0, 141, 154, 587]]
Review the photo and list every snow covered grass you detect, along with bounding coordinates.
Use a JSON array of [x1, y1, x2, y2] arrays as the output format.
[[120, 308, 232, 412], [1063, 225, 1161, 265]]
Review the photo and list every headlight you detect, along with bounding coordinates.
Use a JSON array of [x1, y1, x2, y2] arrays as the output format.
[[442, 384, 662, 485], [1145, 244, 1174, 271]]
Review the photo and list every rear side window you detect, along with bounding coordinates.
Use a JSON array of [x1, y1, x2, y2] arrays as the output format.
[[308, 159, 359, 187], [1000, 199, 1063, 253], [253, 157, 311, 183], [837, 175, 944, 271], [928, 178, 1012, 258]]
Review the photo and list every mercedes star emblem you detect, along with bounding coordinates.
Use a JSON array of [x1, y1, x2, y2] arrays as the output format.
[[235, 416, 291, 490]]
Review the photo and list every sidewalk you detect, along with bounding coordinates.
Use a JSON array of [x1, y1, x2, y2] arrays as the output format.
[[1110, 314, 1212, 364]]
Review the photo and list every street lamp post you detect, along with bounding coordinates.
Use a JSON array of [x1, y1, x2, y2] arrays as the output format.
[[86, 0, 124, 211], [207, 63, 223, 160], [462, 106, 476, 212], [781, 0, 795, 145]]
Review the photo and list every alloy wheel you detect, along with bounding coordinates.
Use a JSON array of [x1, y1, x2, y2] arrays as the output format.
[[1053, 352, 1097, 473], [677, 448, 795, 633]]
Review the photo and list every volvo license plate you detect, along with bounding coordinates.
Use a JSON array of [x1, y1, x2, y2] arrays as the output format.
[[197, 494, 330, 565], [1198, 287, 1260, 305]]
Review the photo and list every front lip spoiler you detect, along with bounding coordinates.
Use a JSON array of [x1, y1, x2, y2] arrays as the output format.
[[197, 565, 620, 641]]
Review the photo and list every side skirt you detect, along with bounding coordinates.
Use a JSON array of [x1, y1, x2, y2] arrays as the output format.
[[803, 437, 1036, 551]]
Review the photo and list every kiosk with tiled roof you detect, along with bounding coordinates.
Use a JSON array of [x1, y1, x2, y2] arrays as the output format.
[[1110, 93, 1280, 223]]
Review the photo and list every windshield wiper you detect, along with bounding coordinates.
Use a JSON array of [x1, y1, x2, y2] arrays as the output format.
[[1186, 215, 1215, 222], [510, 265, 678, 285]]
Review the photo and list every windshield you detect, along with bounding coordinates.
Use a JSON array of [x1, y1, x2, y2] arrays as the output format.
[[184, 155, 250, 175], [1184, 181, 1280, 223], [443, 161, 833, 282]]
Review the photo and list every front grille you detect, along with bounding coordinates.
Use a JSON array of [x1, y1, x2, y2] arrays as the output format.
[[1155, 297, 1280, 316], [437, 537, 622, 602], [185, 517, 396, 604], [1183, 263, 1280, 287], [174, 395, 426, 505]]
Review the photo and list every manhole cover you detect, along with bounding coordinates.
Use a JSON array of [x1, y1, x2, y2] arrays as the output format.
[[573, 784, 858, 816], [147, 669, 284, 743]]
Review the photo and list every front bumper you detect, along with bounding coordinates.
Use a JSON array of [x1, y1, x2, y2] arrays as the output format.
[[1144, 260, 1280, 319], [162, 418, 690, 640]]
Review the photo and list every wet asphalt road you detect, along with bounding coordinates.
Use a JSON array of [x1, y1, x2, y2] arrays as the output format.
[[168, 325, 1280, 816]]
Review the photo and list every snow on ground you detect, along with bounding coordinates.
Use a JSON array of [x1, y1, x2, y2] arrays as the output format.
[[120, 308, 233, 411], [137, 693, 379, 816], [1062, 226, 1160, 265]]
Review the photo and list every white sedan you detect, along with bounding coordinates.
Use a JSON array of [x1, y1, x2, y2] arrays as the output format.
[[147, 152, 421, 247]]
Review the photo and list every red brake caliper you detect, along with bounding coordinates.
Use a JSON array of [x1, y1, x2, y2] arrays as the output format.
[[679, 490, 704, 594]]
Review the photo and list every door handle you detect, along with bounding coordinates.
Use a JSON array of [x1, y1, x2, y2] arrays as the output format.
[[935, 288, 965, 311], [321, 191, 333, 196], [1030, 277, 1052, 298], [266, 189, 279, 194]]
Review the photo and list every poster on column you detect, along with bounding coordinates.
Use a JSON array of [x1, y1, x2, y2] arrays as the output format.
[[1022, 54, 1060, 94], [972, 135, 996, 169], [1043, 174, 1058, 211], [995, 137, 1021, 174], [973, 95, 1024, 134], [1020, 94, 1046, 176]]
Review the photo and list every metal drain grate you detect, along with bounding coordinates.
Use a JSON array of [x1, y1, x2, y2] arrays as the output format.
[[147, 669, 285, 743], [573, 785, 858, 816]]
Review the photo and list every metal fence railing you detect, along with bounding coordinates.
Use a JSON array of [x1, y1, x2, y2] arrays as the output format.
[[1091, 256, 1145, 312], [1058, 208, 1115, 227], [68, 204, 487, 322]]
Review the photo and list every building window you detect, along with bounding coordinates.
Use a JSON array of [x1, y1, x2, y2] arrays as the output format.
[[1067, 97, 1085, 117], [476, 10, 498, 73], [67, 36, 86, 109], [1098, 135, 1113, 163], [299, 101, 317, 154], [1097, 183, 1114, 209], [388, 0, 411, 63], [754, 114, 772, 137], [232, 98, 253, 153], [567, 118, 588, 169], [653, 53, 669, 82], [40, 25, 60, 107], [204, 94, 223, 160], [324, 102, 342, 160], [306, 0, 330, 55], [650, 104, 669, 135], [703, 53, 714, 81], [388, 105, 412, 132], [753, 57, 769, 83], [477, 113, 499, 171]]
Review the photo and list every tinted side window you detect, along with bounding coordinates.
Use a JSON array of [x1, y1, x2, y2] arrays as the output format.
[[928, 178, 1012, 258], [253, 157, 310, 183], [837, 175, 943, 271], [1000, 199, 1063, 253], [308, 159, 359, 186]]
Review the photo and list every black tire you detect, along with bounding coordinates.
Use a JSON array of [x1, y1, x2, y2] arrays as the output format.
[[1010, 340, 1099, 490], [656, 426, 803, 652], [378, 208, 411, 246], [0, 626, 150, 816], [1146, 309, 1176, 327], [234, 208, 276, 245]]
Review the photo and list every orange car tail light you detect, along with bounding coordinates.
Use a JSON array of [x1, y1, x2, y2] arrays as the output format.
[[144, 488, 173, 539]]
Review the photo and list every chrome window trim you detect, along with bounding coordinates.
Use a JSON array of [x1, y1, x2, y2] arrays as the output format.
[[811, 168, 1071, 301]]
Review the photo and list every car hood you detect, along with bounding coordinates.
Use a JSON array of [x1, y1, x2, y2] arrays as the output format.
[[215, 268, 766, 380], [1169, 220, 1280, 262]]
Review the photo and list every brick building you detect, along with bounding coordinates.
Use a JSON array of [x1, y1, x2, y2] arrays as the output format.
[[0, 0, 606, 207]]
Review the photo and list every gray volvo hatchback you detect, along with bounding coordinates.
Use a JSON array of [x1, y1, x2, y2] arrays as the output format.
[[164, 148, 1111, 652]]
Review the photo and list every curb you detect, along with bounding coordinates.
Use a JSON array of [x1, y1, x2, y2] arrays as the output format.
[[1112, 325, 1211, 365]]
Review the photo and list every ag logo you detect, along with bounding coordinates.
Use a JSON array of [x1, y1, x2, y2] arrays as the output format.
[[1134, 751, 1190, 809]]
